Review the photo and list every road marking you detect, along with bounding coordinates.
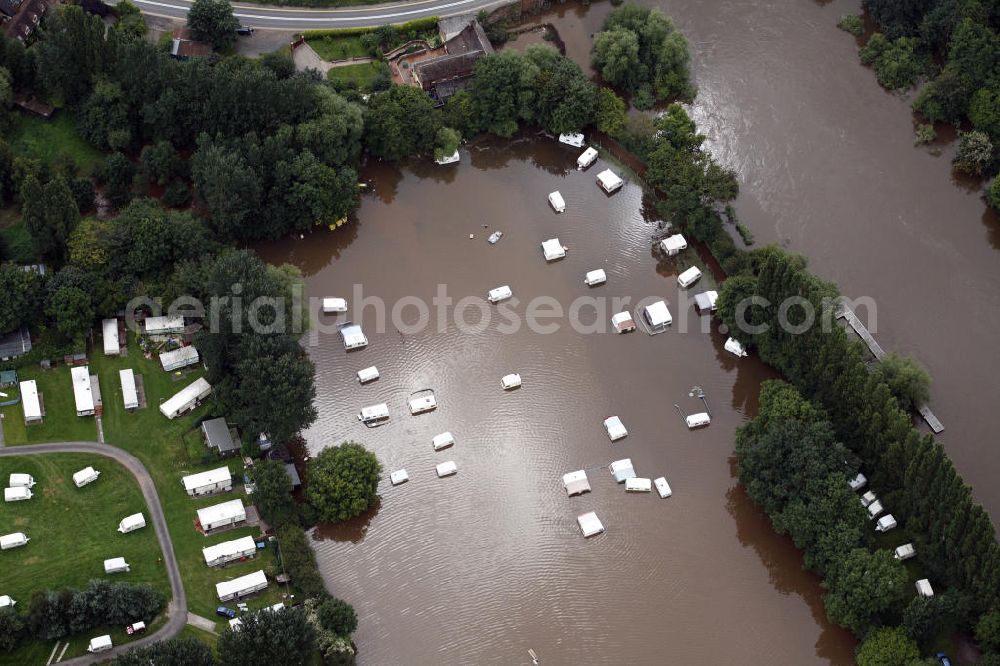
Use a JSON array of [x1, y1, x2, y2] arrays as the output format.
[[133, 0, 484, 20], [141, 0, 457, 14]]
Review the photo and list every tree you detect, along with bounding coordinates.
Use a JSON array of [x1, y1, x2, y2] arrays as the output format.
[[823, 548, 908, 636], [470, 52, 538, 137], [46, 285, 94, 339], [77, 78, 131, 151], [97, 153, 136, 210], [977, 609, 1000, 653], [110, 636, 215, 665], [858, 34, 928, 90], [363, 85, 439, 160], [190, 140, 262, 239], [0, 264, 44, 334], [187, 0, 239, 51], [217, 606, 316, 665], [112, 0, 147, 41], [276, 525, 327, 599], [871, 352, 931, 411], [307, 442, 381, 523], [594, 87, 627, 137], [140, 141, 183, 186], [260, 50, 296, 79], [954, 129, 993, 175], [249, 459, 297, 529], [433, 127, 461, 162], [524, 46, 595, 135], [316, 597, 357, 636], [0, 67, 12, 129], [20, 175, 80, 260], [591, 28, 640, 92], [856, 626, 921, 666], [0, 608, 23, 653], [35, 6, 109, 104]]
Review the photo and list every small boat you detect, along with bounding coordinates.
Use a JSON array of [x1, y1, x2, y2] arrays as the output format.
[[488, 230, 503, 244], [435, 150, 460, 165], [488, 285, 513, 304], [501, 373, 522, 390], [436, 461, 458, 478], [390, 469, 409, 486], [654, 477, 672, 498], [584, 269, 607, 286], [323, 298, 347, 313], [548, 191, 566, 213], [432, 432, 455, 451], [625, 477, 652, 493]]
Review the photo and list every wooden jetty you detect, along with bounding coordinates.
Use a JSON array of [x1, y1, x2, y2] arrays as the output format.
[[836, 303, 944, 434]]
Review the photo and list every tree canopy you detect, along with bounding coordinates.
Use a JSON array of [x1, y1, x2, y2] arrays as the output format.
[[217, 607, 317, 665], [187, 0, 240, 51], [307, 442, 381, 523]]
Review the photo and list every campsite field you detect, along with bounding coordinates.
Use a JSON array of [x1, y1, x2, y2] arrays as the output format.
[[0, 365, 99, 445]]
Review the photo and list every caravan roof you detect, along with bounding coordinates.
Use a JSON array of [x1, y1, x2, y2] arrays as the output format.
[[603, 416, 628, 441], [4, 487, 32, 502], [8, 473, 34, 488], [584, 269, 607, 286], [548, 191, 566, 213], [408, 394, 437, 415], [436, 461, 458, 477], [390, 469, 409, 486], [358, 403, 389, 423], [562, 470, 591, 497], [685, 412, 711, 429], [541, 239, 566, 261], [118, 513, 146, 533], [577, 511, 605, 537], [322, 298, 347, 313], [144, 315, 184, 334], [182, 467, 232, 492], [724, 337, 748, 358], [867, 500, 885, 518], [87, 635, 112, 653], [577, 146, 598, 169], [609, 458, 636, 483], [559, 133, 585, 147], [643, 301, 672, 329], [72, 466, 100, 488], [488, 286, 513, 303], [625, 477, 652, 493], [654, 477, 672, 498], [0, 533, 28, 549], [875, 514, 897, 532], [102, 319, 119, 355], [104, 557, 129, 573], [848, 472, 867, 491], [915, 579, 934, 597], [894, 543, 916, 561], [197, 499, 246, 527], [119, 369, 139, 409], [660, 234, 688, 255], [160, 377, 212, 419], [357, 366, 379, 383], [0, 596, 13, 608], [611, 312, 636, 333], [19, 381, 41, 421], [596, 169, 623, 193], [71, 366, 95, 415], [215, 570, 267, 601], [160, 346, 200, 371], [677, 266, 703, 288], [432, 432, 455, 451], [203, 536, 258, 565], [693, 291, 718, 312], [339, 323, 368, 350]]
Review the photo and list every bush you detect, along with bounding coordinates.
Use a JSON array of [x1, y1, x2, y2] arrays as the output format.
[[858, 34, 928, 90], [306, 442, 381, 523], [914, 123, 936, 145], [633, 86, 654, 110], [871, 352, 931, 412], [277, 525, 327, 599], [0, 608, 23, 653], [954, 129, 993, 175], [163, 179, 191, 207], [856, 626, 920, 666], [837, 14, 864, 36], [989, 177, 1000, 211], [317, 597, 357, 636]]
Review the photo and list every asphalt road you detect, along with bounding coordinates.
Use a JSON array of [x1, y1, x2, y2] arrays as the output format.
[[0, 442, 187, 665], [130, 0, 511, 30]]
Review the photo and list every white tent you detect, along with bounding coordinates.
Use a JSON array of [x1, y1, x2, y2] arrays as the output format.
[[559, 132, 584, 147], [562, 470, 591, 497], [71, 366, 95, 416], [339, 323, 368, 350], [685, 412, 711, 429], [596, 169, 623, 194], [182, 467, 232, 496], [102, 319, 120, 356], [323, 298, 347, 313], [577, 146, 598, 170], [0, 533, 28, 550], [541, 239, 566, 261], [216, 570, 268, 601], [693, 291, 718, 313], [488, 286, 513, 303], [584, 269, 607, 286], [197, 499, 246, 532], [724, 337, 748, 358], [915, 579, 934, 597], [358, 403, 390, 425], [8, 473, 34, 488], [144, 315, 185, 335], [4, 487, 32, 502], [0, 596, 14, 608], [609, 458, 636, 483], [894, 543, 916, 561], [104, 557, 130, 574], [390, 469, 409, 486], [548, 191, 566, 213], [73, 466, 100, 488], [654, 477, 672, 498], [436, 461, 458, 478], [160, 377, 212, 420], [160, 346, 200, 372], [432, 432, 455, 451], [87, 635, 113, 653], [643, 301, 672, 331], [20, 380, 41, 424], [660, 234, 688, 256], [357, 366, 379, 384], [603, 416, 628, 441], [203, 535, 258, 567], [875, 514, 897, 532], [118, 513, 146, 534], [120, 369, 139, 410], [577, 511, 605, 537], [625, 478, 652, 493], [677, 266, 703, 288]]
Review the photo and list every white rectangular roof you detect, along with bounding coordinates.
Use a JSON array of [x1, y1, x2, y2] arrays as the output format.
[[203, 535, 258, 564], [660, 234, 687, 253], [685, 412, 711, 428], [541, 238, 566, 260], [160, 346, 199, 370], [120, 369, 138, 408], [408, 394, 437, 414], [562, 470, 591, 496], [73, 466, 99, 486], [678, 266, 702, 287], [0, 596, 13, 608], [390, 469, 409, 485], [119, 513, 145, 531], [0, 533, 27, 547], [644, 301, 672, 327], [436, 460, 457, 477], [339, 324, 368, 349], [8, 473, 33, 487], [432, 432, 455, 450], [357, 366, 379, 383], [359, 403, 389, 421], [488, 286, 512, 302], [216, 570, 267, 599], [322, 298, 347, 313], [694, 291, 718, 311], [603, 416, 627, 441], [104, 557, 128, 572], [197, 499, 245, 526], [915, 579, 934, 597], [609, 458, 636, 482], [584, 269, 607, 285], [182, 466, 232, 491], [88, 635, 112, 651], [625, 477, 652, 492], [19, 380, 40, 420], [5, 487, 31, 501], [596, 169, 623, 191], [71, 366, 95, 414], [102, 319, 119, 355], [145, 315, 185, 334], [548, 191, 566, 212], [577, 146, 598, 168], [577, 511, 604, 537], [160, 377, 212, 418]]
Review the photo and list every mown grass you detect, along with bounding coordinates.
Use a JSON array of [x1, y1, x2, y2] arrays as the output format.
[[0, 364, 99, 445], [307, 34, 371, 61], [0, 453, 170, 665], [326, 62, 384, 90], [6, 112, 105, 175]]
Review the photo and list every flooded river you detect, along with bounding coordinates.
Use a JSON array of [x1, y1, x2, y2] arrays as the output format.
[[252, 0, 1000, 662]]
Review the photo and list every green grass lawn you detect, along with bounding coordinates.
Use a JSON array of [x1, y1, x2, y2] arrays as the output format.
[[307, 34, 371, 61], [0, 364, 99, 445], [326, 62, 384, 90], [7, 112, 105, 175], [88, 337, 292, 627], [0, 453, 170, 665]]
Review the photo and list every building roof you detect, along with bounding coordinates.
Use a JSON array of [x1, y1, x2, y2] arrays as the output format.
[[0, 370, 16, 386], [160, 377, 212, 418], [71, 366, 95, 414], [103, 319, 120, 355], [144, 315, 185, 334], [413, 51, 483, 89], [197, 499, 246, 527], [203, 535, 257, 564], [182, 466, 231, 491], [120, 369, 138, 408], [3, 0, 46, 41], [203, 418, 239, 454], [0, 0, 22, 17], [216, 570, 267, 599], [0, 327, 31, 360]]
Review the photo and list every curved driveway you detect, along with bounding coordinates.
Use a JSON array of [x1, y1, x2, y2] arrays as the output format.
[[130, 0, 510, 30], [0, 443, 186, 665]]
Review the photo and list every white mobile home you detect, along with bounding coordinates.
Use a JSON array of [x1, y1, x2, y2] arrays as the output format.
[[611, 311, 636, 333], [677, 266, 702, 289], [643, 301, 673, 332], [577, 146, 598, 170], [144, 315, 185, 336], [203, 535, 258, 567], [693, 291, 718, 313], [654, 476, 672, 498], [197, 499, 246, 532], [660, 234, 688, 256], [559, 132, 584, 148], [120, 369, 139, 411], [71, 366, 95, 416], [541, 239, 566, 261], [867, 500, 885, 519], [160, 346, 200, 372], [685, 412, 711, 429], [562, 470, 591, 497], [160, 377, 212, 420], [339, 323, 368, 350], [860, 491, 877, 508], [596, 169, 623, 194], [20, 380, 42, 424], [548, 191, 566, 213], [432, 432, 455, 451], [625, 477, 652, 493], [358, 403, 390, 426], [488, 285, 513, 304], [4, 487, 32, 502], [577, 511, 604, 537], [118, 513, 146, 534], [182, 467, 232, 497], [0, 533, 28, 550], [390, 469, 409, 486], [357, 366, 379, 384], [609, 458, 636, 483], [216, 570, 268, 602], [103, 557, 130, 574], [408, 393, 437, 415], [436, 460, 458, 478], [87, 635, 113, 653], [603, 416, 628, 441], [501, 373, 522, 390], [894, 543, 916, 561], [73, 466, 100, 488], [584, 269, 607, 287], [102, 318, 121, 356], [875, 514, 897, 532], [8, 473, 34, 488]]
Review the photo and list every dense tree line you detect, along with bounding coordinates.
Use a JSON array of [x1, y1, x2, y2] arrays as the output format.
[[717, 245, 1000, 659]]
